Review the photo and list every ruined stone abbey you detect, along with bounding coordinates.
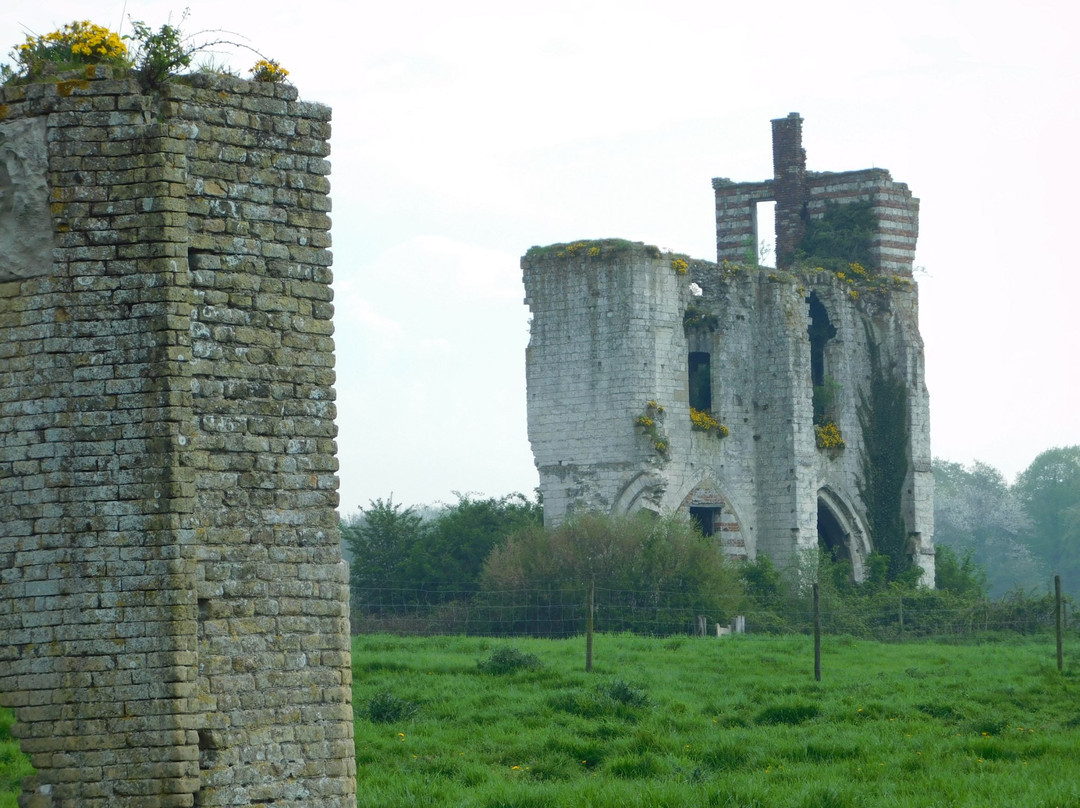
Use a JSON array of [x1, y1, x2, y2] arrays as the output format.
[[523, 113, 934, 584], [1, 69, 354, 806]]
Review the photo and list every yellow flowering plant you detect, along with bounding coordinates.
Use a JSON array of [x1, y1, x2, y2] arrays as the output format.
[[636, 401, 669, 457], [5, 21, 129, 81], [250, 58, 289, 83], [689, 407, 729, 438], [815, 421, 846, 450]]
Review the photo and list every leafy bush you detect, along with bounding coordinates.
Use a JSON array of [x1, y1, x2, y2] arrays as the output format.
[[481, 512, 746, 636], [477, 646, 543, 674]]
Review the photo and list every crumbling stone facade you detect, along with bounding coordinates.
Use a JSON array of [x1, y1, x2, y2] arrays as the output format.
[[523, 114, 933, 584], [0, 69, 355, 807]]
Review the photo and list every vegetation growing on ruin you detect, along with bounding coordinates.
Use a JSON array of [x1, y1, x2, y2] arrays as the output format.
[[857, 325, 913, 582], [634, 400, 669, 457], [1, 17, 289, 89], [682, 304, 718, 333], [689, 407, 729, 438], [814, 421, 846, 450], [525, 239, 662, 261], [796, 199, 878, 270]]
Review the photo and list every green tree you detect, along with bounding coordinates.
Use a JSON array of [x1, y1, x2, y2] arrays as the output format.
[[1014, 446, 1080, 592], [933, 545, 986, 598], [403, 493, 543, 595], [342, 497, 426, 597], [933, 459, 1042, 596]]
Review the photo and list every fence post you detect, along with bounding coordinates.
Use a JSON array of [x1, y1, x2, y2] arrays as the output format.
[[813, 583, 821, 682], [586, 578, 595, 673], [1056, 575, 1064, 673], [898, 596, 904, 640]]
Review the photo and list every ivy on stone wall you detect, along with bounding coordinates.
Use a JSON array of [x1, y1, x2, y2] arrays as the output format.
[[856, 324, 911, 580], [796, 200, 877, 271]]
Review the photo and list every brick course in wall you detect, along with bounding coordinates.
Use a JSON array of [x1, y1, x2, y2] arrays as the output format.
[[0, 68, 354, 808], [714, 113, 920, 275]]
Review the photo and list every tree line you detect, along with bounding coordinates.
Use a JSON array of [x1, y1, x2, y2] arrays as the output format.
[[340, 446, 1080, 629], [934, 445, 1080, 597]]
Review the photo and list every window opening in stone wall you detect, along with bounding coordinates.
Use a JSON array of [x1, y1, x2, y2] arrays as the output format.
[[690, 506, 721, 537], [807, 292, 837, 423], [688, 352, 712, 412], [754, 200, 776, 268]]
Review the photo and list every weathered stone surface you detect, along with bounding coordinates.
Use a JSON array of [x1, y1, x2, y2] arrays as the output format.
[[0, 117, 54, 283], [0, 72, 353, 808]]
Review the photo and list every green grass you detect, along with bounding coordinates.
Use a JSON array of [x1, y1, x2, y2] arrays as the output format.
[[3, 634, 1077, 807], [351, 634, 1080, 808]]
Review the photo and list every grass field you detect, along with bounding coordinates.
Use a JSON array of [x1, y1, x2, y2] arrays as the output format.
[[351, 634, 1079, 808], [3, 634, 1078, 807]]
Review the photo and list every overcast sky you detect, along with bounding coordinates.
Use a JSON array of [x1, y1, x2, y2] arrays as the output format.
[[4, 0, 1078, 515]]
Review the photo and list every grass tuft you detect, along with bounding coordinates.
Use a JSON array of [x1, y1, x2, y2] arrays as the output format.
[[367, 691, 419, 723], [478, 646, 544, 674]]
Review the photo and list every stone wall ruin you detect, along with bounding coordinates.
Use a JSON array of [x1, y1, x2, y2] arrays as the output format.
[[523, 114, 934, 584], [0, 69, 355, 807]]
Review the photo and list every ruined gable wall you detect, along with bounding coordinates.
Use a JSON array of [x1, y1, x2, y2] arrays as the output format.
[[0, 69, 354, 808]]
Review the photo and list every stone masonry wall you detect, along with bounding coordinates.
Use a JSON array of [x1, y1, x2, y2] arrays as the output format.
[[0, 69, 354, 807], [524, 242, 934, 584]]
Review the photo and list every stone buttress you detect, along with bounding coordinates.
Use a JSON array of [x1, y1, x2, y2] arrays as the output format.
[[0, 69, 355, 807]]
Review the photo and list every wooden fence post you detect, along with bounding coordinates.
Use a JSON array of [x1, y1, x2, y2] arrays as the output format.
[[586, 578, 595, 673], [1056, 575, 1064, 673], [813, 583, 821, 682]]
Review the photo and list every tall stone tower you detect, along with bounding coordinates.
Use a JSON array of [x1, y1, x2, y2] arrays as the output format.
[[0, 70, 355, 806], [523, 115, 933, 584]]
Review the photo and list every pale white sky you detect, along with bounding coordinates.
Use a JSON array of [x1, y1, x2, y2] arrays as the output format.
[[4, 0, 1078, 515]]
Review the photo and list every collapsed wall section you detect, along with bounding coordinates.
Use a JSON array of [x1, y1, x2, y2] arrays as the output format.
[[0, 69, 354, 808]]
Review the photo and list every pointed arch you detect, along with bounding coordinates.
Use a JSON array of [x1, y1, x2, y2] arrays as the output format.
[[817, 486, 872, 581], [674, 475, 749, 560], [610, 471, 663, 518]]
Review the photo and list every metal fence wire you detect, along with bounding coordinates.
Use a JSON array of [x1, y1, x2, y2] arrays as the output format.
[[349, 582, 1073, 641]]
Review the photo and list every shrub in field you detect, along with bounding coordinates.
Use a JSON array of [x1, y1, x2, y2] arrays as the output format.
[[367, 691, 419, 723], [481, 512, 746, 636], [477, 646, 543, 674]]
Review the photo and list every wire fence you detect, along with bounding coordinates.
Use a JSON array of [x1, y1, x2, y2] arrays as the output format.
[[349, 582, 1074, 642]]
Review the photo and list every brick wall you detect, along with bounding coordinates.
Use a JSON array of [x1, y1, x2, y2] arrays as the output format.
[[0, 68, 354, 808], [713, 113, 920, 275]]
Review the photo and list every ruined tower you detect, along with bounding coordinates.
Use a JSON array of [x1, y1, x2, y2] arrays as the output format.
[[0, 70, 355, 806], [523, 114, 933, 584]]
